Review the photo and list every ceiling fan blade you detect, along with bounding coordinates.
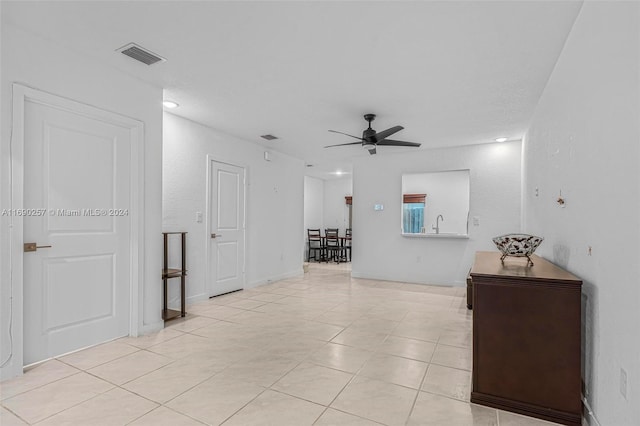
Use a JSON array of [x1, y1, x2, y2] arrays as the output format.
[[328, 130, 364, 141], [377, 139, 422, 147], [324, 141, 363, 148], [372, 125, 404, 142], [368, 147, 377, 155]]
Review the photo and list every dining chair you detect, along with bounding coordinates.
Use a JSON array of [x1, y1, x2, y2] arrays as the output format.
[[307, 229, 324, 262], [324, 228, 342, 263], [344, 228, 352, 262]]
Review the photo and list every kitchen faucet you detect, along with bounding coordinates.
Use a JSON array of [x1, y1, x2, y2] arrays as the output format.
[[433, 214, 444, 234]]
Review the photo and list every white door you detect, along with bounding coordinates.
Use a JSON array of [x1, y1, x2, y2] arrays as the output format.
[[23, 99, 132, 365], [208, 161, 245, 297]]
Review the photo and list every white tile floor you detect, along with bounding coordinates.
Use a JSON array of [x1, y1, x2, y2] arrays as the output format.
[[0, 263, 560, 425]]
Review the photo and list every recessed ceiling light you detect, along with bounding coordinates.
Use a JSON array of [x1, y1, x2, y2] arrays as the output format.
[[335, 171, 343, 176], [163, 100, 179, 109], [495, 137, 508, 143]]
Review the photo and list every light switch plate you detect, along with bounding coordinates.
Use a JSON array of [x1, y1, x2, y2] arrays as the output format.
[[195, 211, 203, 223]]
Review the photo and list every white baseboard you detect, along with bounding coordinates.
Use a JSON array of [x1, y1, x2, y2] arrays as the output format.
[[167, 269, 305, 306], [164, 293, 207, 311], [168, 271, 304, 305], [140, 321, 164, 336], [0, 359, 21, 382], [582, 396, 601, 426], [186, 293, 208, 305], [350, 270, 460, 287], [248, 268, 304, 288]]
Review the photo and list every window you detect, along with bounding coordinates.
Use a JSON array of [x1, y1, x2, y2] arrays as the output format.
[[401, 170, 470, 236], [402, 194, 425, 233]]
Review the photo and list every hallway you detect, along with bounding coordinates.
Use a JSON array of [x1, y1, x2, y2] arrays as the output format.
[[1, 264, 553, 425]]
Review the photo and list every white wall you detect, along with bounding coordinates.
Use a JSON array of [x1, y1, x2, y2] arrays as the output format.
[[163, 113, 304, 304], [403, 170, 470, 235], [0, 24, 163, 380], [352, 141, 521, 286], [303, 176, 324, 260], [323, 177, 352, 232], [304, 176, 324, 231], [522, 2, 639, 424]]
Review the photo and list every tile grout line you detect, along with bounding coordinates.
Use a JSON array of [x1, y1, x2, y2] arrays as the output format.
[[0, 369, 83, 402], [313, 337, 390, 425], [7, 265, 502, 426], [1, 402, 32, 425], [216, 370, 299, 425], [404, 332, 438, 426], [18, 378, 117, 425], [124, 404, 208, 426]]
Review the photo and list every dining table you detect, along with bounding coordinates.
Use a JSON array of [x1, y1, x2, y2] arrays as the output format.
[[321, 235, 351, 263]]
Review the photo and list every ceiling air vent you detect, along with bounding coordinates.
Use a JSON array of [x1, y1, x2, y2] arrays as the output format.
[[260, 134, 278, 141], [117, 43, 166, 66]]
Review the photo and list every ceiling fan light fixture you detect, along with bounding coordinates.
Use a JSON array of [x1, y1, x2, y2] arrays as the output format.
[[326, 114, 419, 156]]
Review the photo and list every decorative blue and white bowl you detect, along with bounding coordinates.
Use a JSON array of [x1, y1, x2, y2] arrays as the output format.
[[492, 234, 543, 266]]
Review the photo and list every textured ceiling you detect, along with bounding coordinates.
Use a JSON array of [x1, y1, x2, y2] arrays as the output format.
[[3, 0, 583, 179]]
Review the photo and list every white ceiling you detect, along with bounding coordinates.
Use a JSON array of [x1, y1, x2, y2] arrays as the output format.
[[4, 0, 583, 179]]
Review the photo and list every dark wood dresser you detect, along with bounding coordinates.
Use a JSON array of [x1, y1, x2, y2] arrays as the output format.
[[470, 251, 582, 425]]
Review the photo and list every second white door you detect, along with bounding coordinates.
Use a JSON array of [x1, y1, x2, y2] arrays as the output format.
[[208, 161, 245, 297]]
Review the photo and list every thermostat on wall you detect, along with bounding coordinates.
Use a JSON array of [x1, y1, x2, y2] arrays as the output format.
[[374, 204, 384, 211]]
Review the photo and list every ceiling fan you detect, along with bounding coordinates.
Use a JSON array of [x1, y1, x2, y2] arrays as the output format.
[[325, 114, 421, 155]]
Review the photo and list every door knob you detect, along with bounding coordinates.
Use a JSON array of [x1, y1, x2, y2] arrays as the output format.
[[211, 233, 222, 239], [24, 243, 52, 252]]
